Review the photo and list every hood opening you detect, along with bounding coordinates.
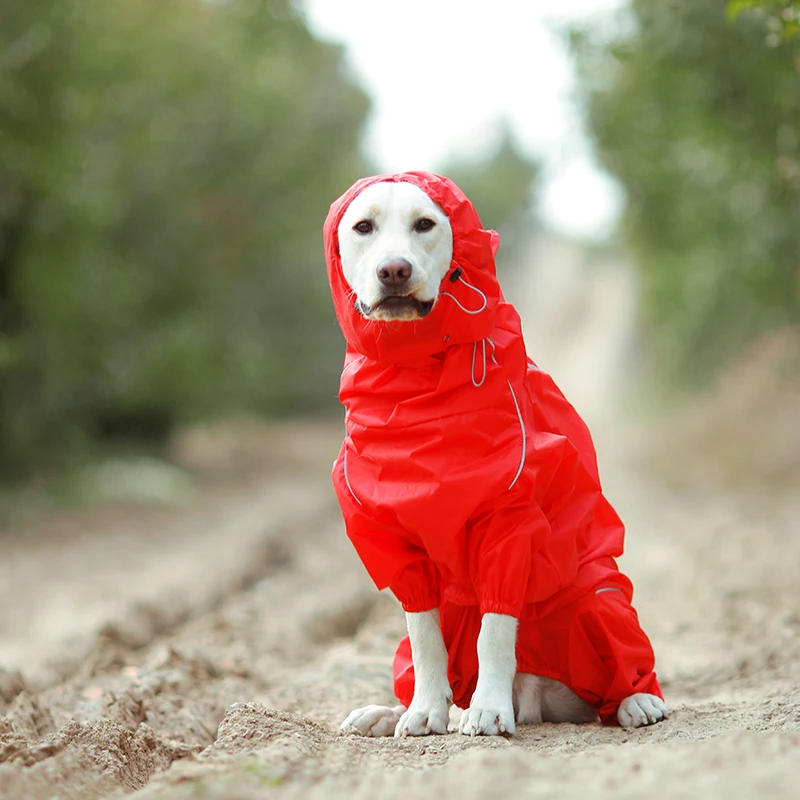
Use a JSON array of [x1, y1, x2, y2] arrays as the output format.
[[323, 171, 503, 366]]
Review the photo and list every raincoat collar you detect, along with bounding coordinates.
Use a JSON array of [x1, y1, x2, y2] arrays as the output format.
[[323, 171, 502, 366]]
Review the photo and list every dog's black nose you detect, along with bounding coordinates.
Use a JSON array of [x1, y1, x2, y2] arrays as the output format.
[[376, 258, 412, 288]]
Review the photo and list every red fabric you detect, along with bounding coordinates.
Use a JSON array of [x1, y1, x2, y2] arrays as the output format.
[[324, 171, 661, 724]]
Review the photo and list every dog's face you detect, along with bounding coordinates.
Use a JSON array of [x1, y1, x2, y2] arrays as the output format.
[[338, 181, 453, 322]]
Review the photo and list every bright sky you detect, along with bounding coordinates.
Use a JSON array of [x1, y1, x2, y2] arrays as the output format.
[[303, 0, 625, 240]]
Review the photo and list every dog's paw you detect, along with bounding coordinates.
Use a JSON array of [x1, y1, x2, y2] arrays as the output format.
[[617, 694, 669, 729], [394, 700, 450, 737], [458, 704, 515, 736], [339, 704, 405, 737]]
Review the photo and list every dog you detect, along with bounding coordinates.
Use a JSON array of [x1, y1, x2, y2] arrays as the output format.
[[323, 172, 669, 737]]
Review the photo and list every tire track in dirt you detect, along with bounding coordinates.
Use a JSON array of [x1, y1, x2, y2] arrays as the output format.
[[0, 477, 325, 689], [0, 450, 391, 800]]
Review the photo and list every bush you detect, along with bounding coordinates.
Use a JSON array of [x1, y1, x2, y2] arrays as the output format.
[[571, 0, 800, 383], [0, 0, 371, 475]]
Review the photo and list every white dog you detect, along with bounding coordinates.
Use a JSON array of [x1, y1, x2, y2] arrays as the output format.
[[328, 177, 669, 737]]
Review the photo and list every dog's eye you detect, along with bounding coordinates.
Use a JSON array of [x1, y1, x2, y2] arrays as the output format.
[[414, 218, 436, 233], [353, 220, 373, 235]]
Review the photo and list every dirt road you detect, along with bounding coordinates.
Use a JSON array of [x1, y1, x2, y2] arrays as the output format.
[[2, 237, 799, 798]]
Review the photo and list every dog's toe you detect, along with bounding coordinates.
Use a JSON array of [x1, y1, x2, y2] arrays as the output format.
[[394, 703, 449, 737], [339, 705, 405, 737], [458, 705, 515, 736], [617, 694, 669, 729]]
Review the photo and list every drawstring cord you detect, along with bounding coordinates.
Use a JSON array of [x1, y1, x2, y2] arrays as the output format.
[[445, 274, 529, 490], [442, 269, 488, 315], [470, 336, 500, 386], [471, 339, 487, 387], [443, 268, 494, 387]]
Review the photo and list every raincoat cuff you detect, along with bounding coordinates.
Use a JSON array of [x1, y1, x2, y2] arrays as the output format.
[[479, 599, 524, 618], [399, 597, 441, 614], [390, 559, 441, 613]]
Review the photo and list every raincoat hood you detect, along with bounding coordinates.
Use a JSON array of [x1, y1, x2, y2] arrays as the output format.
[[323, 171, 502, 365]]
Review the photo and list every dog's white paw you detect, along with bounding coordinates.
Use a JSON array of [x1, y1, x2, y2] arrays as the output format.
[[458, 703, 515, 736], [339, 704, 405, 737], [617, 693, 669, 729], [394, 700, 450, 737]]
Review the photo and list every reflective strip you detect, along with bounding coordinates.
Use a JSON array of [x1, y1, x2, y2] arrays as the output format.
[[486, 337, 499, 365], [507, 380, 526, 490], [342, 448, 362, 506], [595, 588, 623, 595]]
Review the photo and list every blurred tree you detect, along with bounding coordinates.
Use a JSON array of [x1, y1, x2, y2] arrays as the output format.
[[0, 0, 371, 475], [728, 1, 800, 40], [439, 124, 539, 266], [571, 0, 800, 383]]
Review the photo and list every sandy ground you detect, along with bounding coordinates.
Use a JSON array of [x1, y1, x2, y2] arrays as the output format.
[[1, 233, 799, 799]]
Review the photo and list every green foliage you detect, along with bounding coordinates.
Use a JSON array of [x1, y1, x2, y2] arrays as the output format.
[[0, 0, 371, 475], [571, 0, 800, 382], [728, 1, 800, 40]]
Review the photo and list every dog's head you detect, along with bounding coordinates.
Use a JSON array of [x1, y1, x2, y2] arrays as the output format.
[[337, 181, 453, 322], [324, 172, 501, 364]]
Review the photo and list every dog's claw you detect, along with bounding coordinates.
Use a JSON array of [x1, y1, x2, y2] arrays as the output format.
[[394, 703, 449, 737], [459, 705, 515, 737]]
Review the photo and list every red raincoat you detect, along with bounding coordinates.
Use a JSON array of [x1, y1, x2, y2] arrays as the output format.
[[324, 172, 662, 725]]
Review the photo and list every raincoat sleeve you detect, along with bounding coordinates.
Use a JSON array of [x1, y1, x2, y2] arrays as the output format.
[[333, 459, 441, 613], [467, 488, 552, 618]]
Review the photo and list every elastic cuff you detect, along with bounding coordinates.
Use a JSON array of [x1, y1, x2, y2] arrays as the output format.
[[479, 600, 523, 618], [399, 597, 440, 613]]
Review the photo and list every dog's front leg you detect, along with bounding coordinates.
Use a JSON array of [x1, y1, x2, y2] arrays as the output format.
[[459, 612, 517, 736], [394, 609, 452, 737]]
